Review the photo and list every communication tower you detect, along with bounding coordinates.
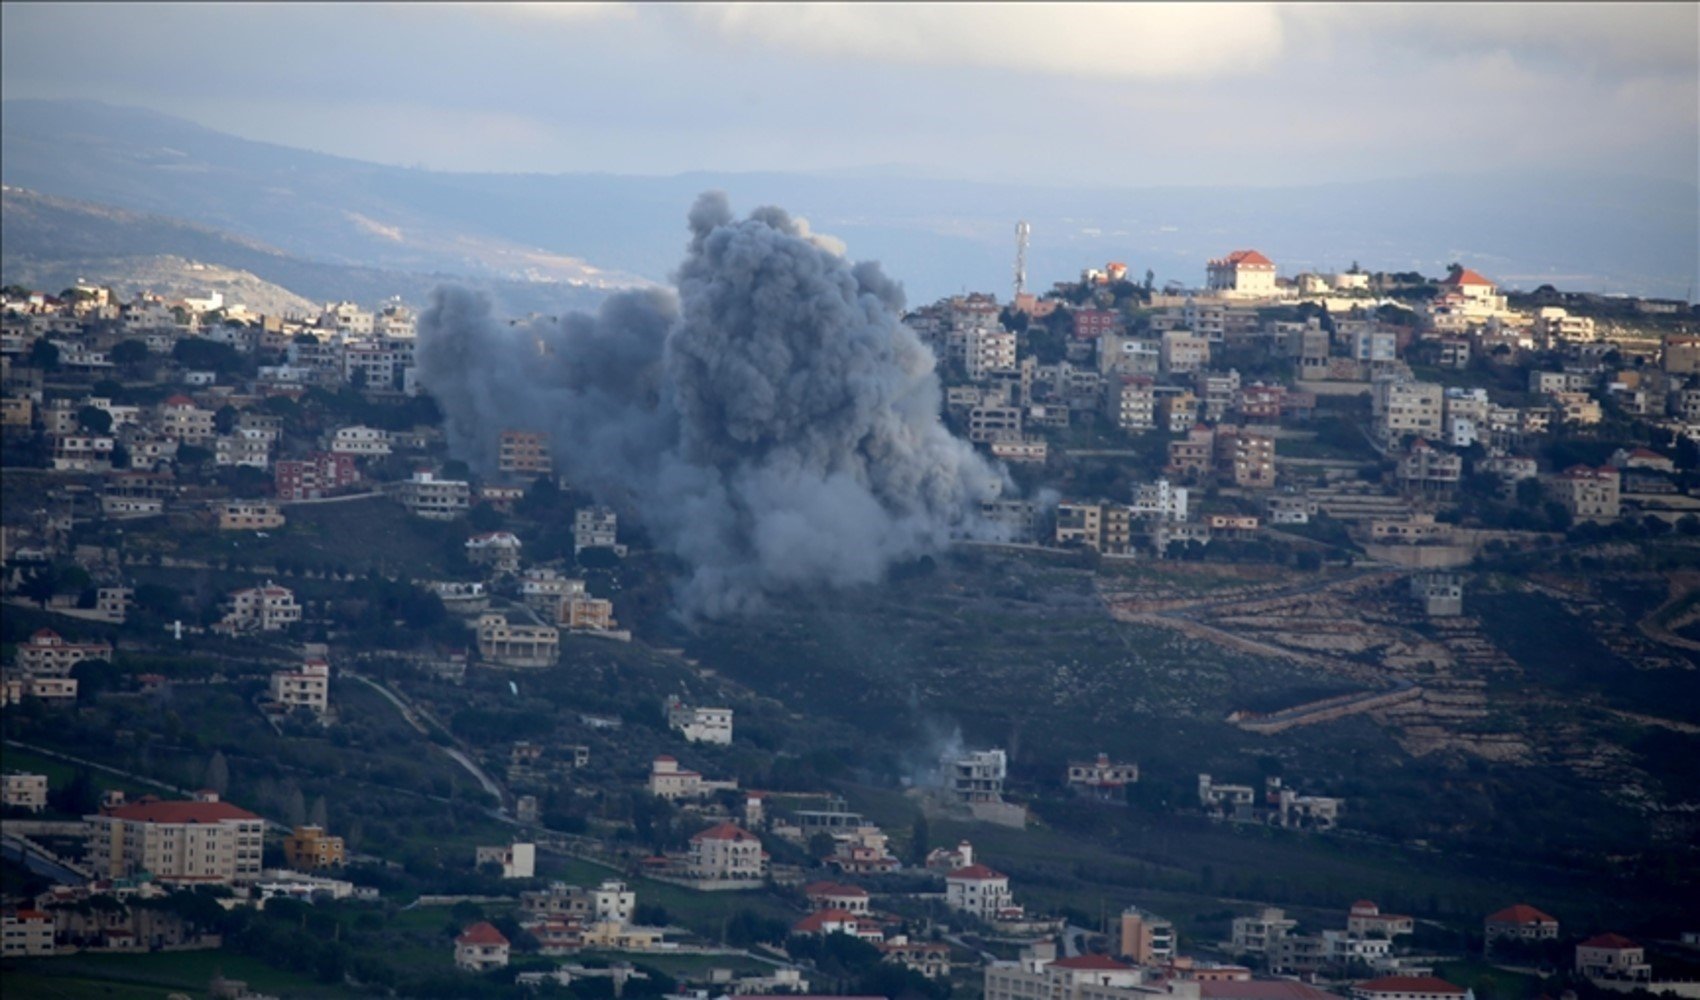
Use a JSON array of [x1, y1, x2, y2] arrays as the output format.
[[1013, 221, 1030, 301]]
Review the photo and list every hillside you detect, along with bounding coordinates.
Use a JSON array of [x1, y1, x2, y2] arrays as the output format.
[[0, 185, 620, 316], [3, 99, 1696, 302]]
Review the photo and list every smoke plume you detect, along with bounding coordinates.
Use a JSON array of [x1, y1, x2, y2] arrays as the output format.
[[417, 192, 1007, 617]]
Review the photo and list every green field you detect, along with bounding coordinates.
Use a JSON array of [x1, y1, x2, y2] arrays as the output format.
[[8, 951, 357, 999]]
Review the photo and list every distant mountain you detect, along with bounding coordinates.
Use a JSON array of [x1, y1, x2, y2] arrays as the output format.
[[3, 99, 1695, 304], [0, 185, 618, 317]]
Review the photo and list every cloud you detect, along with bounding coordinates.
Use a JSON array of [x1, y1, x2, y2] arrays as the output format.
[[687, 2, 1288, 81]]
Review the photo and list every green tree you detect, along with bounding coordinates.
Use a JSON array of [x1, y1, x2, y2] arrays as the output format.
[[111, 339, 151, 366], [214, 405, 239, 435], [28, 338, 60, 370], [908, 814, 930, 865], [76, 405, 113, 435]]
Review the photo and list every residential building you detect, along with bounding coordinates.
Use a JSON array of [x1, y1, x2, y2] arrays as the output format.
[[1346, 900, 1415, 939], [574, 505, 625, 556], [1575, 934, 1651, 982], [476, 613, 560, 668], [1483, 904, 1558, 944], [967, 325, 1018, 381], [17, 629, 112, 674], [1230, 907, 1297, 955], [1397, 440, 1463, 494], [970, 405, 1025, 443], [50, 434, 114, 472], [475, 843, 537, 879], [1129, 479, 1188, 522], [396, 470, 470, 519], [1533, 307, 1596, 344], [1, 910, 56, 957], [1373, 380, 1444, 443], [456, 921, 511, 972], [157, 395, 215, 443], [1351, 977, 1470, 1000], [1119, 906, 1177, 965], [1215, 425, 1276, 489], [1056, 501, 1105, 550], [947, 863, 1021, 921], [218, 500, 285, 531], [687, 822, 765, 881], [465, 531, 523, 573], [985, 947, 1184, 1000], [274, 451, 360, 501], [648, 756, 725, 800], [1207, 250, 1278, 297], [666, 696, 734, 744], [269, 658, 330, 715], [2, 772, 49, 812], [217, 582, 301, 634], [499, 430, 553, 477], [283, 825, 346, 870], [1553, 465, 1620, 522], [1410, 574, 1463, 617], [991, 437, 1049, 465], [1066, 753, 1140, 800], [1160, 330, 1211, 375], [948, 749, 1008, 804], [213, 429, 273, 469], [1159, 391, 1199, 433], [803, 882, 872, 915], [793, 908, 884, 942], [1073, 309, 1120, 342], [1168, 426, 1215, 478], [882, 936, 952, 979], [86, 793, 265, 886]]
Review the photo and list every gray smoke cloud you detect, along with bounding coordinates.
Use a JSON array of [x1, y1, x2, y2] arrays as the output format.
[[416, 192, 1008, 617]]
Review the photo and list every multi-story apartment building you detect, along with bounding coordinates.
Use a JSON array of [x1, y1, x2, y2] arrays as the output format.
[[269, 659, 330, 715], [1167, 426, 1215, 479], [966, 325, 1017, 382], [2, 772, 49, 812], [217, 582, 302, 634], [1230, 907, 1297, 955], [396, 470, 471, 520], [213, 429, 274, 469], [498, 429, 553, 478], [1484, 904, 1558, 945], [329, 425, 391, 457], [948, 749, 1008, 804], [283, 825, 346, 870], [157, 396, 215, 443], [1056, 501, 1104, 549], [1373, 379, 1444, 443], [466, 531, 524, 574], [218, 500, 285, 531], [1397, 441, 1463, 494], [476, 613, 560, 668], [969, 405, 1025, 443], [1214, 425, 1276, 489], [687, 822, 765, 881], [85, 793, 265, 886], [574, 505, 624, 555], [1105, 377, 1156, 432], [1553, 465, 1620, 522], [274, 451, 360, 501], [1119, 906, 1177, 965], [948, 863, 1020, 921], [1066, 753, 1140, 799], [17, 629, 113, 675], [1160, 330, 1210, 375]]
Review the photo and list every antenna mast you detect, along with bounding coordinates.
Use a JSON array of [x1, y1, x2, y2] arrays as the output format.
[[1014, 221, 1030, 301]]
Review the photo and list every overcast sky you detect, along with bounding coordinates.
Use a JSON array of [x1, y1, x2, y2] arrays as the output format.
[[2, 2, 1696, 189]]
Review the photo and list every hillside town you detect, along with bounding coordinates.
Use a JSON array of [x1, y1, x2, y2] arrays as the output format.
[[2, 254, 1698, 997]]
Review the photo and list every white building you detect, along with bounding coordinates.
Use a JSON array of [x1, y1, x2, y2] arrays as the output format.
[[396, 470, 471, 520], [269, 658, 330, 716], [666, 696, 733, 745], [2, 772, 49, 812], [86, 793, 265, 886], [947, 863, 1022, 921], [574, 505, 626, 556], [455, 921, 511, 972], [330, 425, 391, 457], [687, 822, 765, 882], [1207, 250, 1278, 298], [217, 582, 302, 634], [475, 842, 537, 879]]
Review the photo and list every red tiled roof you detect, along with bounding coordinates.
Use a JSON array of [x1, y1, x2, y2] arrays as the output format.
[[457, 921, 509, 946], [1217, 250, 1274, 267], [1053, 954, 1132, 970], [1579, 932, 1639, 950], [947, 863, 1007, 881], [1201, 982, 1336, 1000], [794, 908, 861, 933], [1443, 268, 1494, 287], [29, 628, 61, 641], [104, 800, 260, 824], [163, 394, 197, 407], [1355, 977, 1465, 995], [691, 821, 758, 842], [1487, 903, 1557, 925], [12, 909, 51, 920], [803, 881, 869, 898]]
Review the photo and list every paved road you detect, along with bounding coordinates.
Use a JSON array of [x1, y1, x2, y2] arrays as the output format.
[[345, 673, 506, 809]]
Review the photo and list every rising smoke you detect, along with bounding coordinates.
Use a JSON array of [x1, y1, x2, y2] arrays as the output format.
[[416, 192, 1008, 617]]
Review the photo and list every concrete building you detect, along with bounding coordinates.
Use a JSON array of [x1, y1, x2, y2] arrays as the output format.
[[396, 470, 471, 520], [1373, 380, 1445, 444], [1553, 465, 1620, 522], [2, 772, 49, 812], [1351, 977, 1470, 1000], [649, 756, 737, 801], [803, 881, 872, 915], [283, 825, 346, 870], [476, 843, 537, 879], [1410, 574, 1463, 617], [1106, 377, 1157, 432], [86, 794, 265, 886], [1, 909, 56, 957], [218, 500, 285, 531], [1230, 907, 1297, 955], [948, 749, 1008, 804], [466, 531, 524, 574], [17, 629, 112, 674], [1066, 753, 1140, 800], [476, 613, 560, 669], [1161, 330, 1211, 375], [967, 325, 1018, 382], [275, 451, 359, 501], [1575, 934, 1651, 982], [687, 822, 765, 881], [574, 505, 625, 556], [947, 863, 1020, 921], [269, 658, 331, 715], [666, 696, 733, 745], [1346, 900, 1415, 939], [498, 429, 553, 477], [1119, 906, 1177, 965], [1215, 425, 1276, 489], [1483, 904, 1558, 944], [218, 582, 302, 634], [455, 921, 511, 972], [329, 425, 391, 457], [1207, 250, 1278, 298]]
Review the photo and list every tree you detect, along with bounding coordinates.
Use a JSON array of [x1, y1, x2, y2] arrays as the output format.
[[205, 751, 231, 797], [214, 405, 239, 435], [49, 769, 101, 816], [28, 338, 60, 371], [77, 405, 113, 435], [908, 814, 930, 865], [111, 339, 150, 366]]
